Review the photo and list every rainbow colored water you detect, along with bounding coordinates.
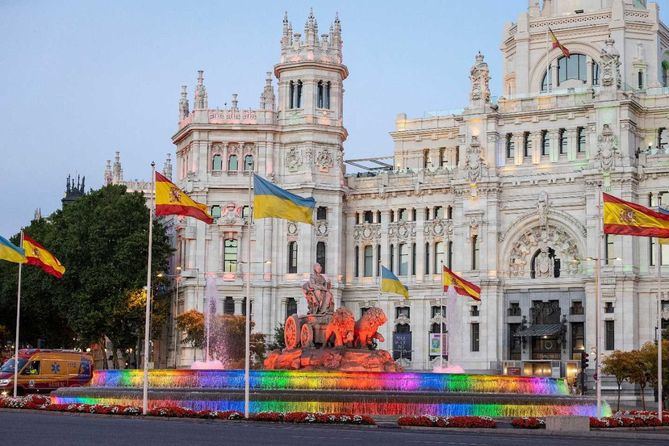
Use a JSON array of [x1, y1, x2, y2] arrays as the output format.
[[52, 369, 611, 418], [89, 369, 570, 395]]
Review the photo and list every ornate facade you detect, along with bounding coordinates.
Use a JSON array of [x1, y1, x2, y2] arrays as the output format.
[[166, 1, 669, 386]]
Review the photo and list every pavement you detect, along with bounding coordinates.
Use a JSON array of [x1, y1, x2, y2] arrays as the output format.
[[1, 410, 668, 446]]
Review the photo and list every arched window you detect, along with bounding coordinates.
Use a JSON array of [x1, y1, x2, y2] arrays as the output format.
[[296, 80, 303, 108], [325, 82, 331, 109], [424, 242, 430, 275], [434, 242, 444, 272], [399, 243, 409, 276], [289, 81, 295, 109], [317, 81, 324, 108], [223, 239, 238, 272], [288, 241, 298, 273], [212, 154, 223, 171], [228, 154, 238, 171], [316, 241, 326, 273], [542, 54, 599, 92], [211, 205, 221, 219], [244, 154, 254, 171], [286, 297, 297, 317], [363, 245, 373, 277]]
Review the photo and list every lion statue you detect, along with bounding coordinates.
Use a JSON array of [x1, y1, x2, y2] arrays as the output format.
[[324, 307, 355, 347], [353, 307, 387, 349]]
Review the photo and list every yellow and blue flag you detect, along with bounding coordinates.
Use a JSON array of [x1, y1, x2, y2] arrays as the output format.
[[380, 266, 409, 299], [253, 174, 316, 225], [0, 235, 27, 264]]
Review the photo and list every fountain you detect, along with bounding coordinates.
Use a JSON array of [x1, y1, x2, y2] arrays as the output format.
[[52, 264, 610, 417]]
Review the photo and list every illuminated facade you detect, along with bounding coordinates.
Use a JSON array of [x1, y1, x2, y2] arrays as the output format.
[[168, 1, 669, 387]]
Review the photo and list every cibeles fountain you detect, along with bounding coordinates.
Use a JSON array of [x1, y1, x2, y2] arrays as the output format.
[[53, 264, 609, 418], [264, 263, 400, 372]]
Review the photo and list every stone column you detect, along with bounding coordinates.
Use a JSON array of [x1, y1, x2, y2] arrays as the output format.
[[550, 59, 558, 91], [567, 128, 578, 161], [372, 244, 379, 277], [380, 210, 390, 271], [358, 242, 365, 278], [586, 56, 593, 86], [532, 131, 542, 164], [415, 210, 426, 281], [514, 133, 524, 166], [345, 213, 356, 283], [549, 129, 560, 162], [233, 296, 244, 316]]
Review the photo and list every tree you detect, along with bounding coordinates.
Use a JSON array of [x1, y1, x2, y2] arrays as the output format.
[[628, 348, 651, 410], [267, 323, 285, 352], [210, 315, 265, 369], [176, 310, 205, 360], [602, 350, 635, 411], [0, 185, 172, 365], [638, 340, 669, 410]]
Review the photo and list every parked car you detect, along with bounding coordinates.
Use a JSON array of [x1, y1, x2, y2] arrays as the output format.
[[0, 349, 94, 395]]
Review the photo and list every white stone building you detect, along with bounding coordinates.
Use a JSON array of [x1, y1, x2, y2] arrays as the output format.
[[168, 1, 669, 385]]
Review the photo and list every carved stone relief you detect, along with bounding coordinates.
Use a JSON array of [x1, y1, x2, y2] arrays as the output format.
[[463, 136, 487, 184], [595, 124, 621, 175], [286, 147, 303, 172], [508, 225, 580, 278], [316, 148, 334, 172], [353, 223, 381, 243]]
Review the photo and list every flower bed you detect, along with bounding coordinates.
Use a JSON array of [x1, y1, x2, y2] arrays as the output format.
[[511, 417, 545, 429], [590, 414, 668, 428], [252, 411, 375, 425], [0, 396, 372, 425], [398, 415, 496, 429]]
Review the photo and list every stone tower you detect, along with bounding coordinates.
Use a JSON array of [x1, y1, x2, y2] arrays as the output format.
[[275, 10, 348, 186]]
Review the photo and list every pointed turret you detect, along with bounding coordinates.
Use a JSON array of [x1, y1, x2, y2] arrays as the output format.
[[113, 151, 123, 184], [260, 71, 276, 111], [163, 153, 173, 180], [104, 159, 113, 186], [179, 85, 190, 120], [194, 70, 208, 110]]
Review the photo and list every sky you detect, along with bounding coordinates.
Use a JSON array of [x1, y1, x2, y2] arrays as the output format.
[[1, 0, 668, 237]]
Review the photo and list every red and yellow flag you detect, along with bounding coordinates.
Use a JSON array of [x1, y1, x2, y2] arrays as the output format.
[[549, 27, 570, 58], [155, 172, 213, 224], [603, 193, 669, 238], [23, 234, 65, 279], [442, 266, 481, 301]]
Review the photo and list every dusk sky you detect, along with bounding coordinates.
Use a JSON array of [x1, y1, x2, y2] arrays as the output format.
[[1, 0, 668, 237]]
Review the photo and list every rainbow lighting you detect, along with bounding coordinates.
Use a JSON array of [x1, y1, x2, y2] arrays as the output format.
[[89, 369, 570, 396], [51, 369, 611, 418]]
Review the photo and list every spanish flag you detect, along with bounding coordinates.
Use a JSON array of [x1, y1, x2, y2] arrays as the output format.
[[23, 234, 65, 278], [603, 193, 669, 239], [155, 172, 213, 224], [442, 266, 481, 301], [253, 174, 315, 225], [549, 27, 570, 58], [0, 235, 26, 264], [380, 266, 409, 299]]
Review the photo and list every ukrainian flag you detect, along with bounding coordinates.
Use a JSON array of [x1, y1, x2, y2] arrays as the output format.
[[0, 235, 26, 264], [253, 174, 316, 225], [380, 266, 409, 299], [660, 206, 669, 245]]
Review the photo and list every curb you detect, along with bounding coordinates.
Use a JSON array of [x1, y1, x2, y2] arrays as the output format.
[[0, 408, 378, 428], [399, 425, 669, 439]]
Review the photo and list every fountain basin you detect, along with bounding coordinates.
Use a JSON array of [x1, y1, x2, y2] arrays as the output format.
[[50, 369, 610, 418]]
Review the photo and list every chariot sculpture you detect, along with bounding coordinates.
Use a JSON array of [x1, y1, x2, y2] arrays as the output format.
[[264, 263, 400, 372]]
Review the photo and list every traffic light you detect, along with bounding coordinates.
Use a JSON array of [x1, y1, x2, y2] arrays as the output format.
[[581, 353, 589, 369]]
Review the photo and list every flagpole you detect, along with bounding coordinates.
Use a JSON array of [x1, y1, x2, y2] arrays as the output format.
[[440, 261, 444, 370], [13, 230, 23, 398], [205, 225, 210, 364], [546, 28, 550, 92], [244, 171, 253, 418], [657, 195, 663, 418], [596, 184, 603, 418], [142, 162, 156, 416]]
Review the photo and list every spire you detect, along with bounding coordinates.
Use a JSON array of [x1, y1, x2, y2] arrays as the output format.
[[113, 151, 123, 184], [163, 153, 173, 180], [281, 12, 293, 49], [104, 159, 112, 186], [260, 71, 276, 110], [194, 70, 208, 110], [33, 208, 42, 221], [179, 85, 190, 120], [231, 93, 239, 110], [304, 8, 318, 46]]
